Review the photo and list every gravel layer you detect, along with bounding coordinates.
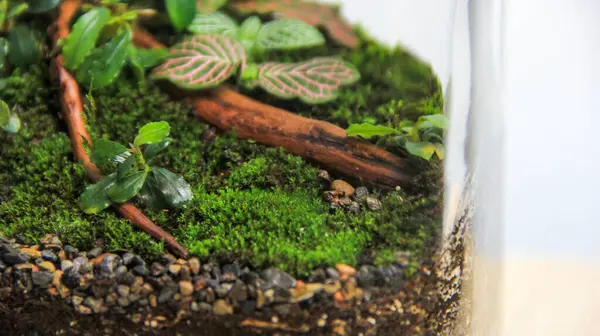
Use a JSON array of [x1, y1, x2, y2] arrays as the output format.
[[0, 234, 437, 335]]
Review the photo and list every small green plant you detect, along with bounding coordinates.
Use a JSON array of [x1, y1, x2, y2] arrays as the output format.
[[0, 99, 20, 133], [61, 3, 169, 89], [80, 121, 193, 214], [0, 0, 59, 71], [346, 114, 449, 161]]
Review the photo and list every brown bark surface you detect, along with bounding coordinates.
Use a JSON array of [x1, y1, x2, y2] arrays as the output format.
[[49, 0, 187, 257], [133, 29, 414, 190]]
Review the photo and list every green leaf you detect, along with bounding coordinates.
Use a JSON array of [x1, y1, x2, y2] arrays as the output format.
[[79, 173, 117, 214], [90, 138, 129, 166], [433, 143, 445, 160], [346, 123, 400, 139], [148, 167, 193, 209], [116, 154, 136, 180], [405, 141, 436, 161], [127, 45, 145, 86], [76, 28, 132, 89], [0, 100, 9, 127], [150, 34, 246, 90], [166, 0, 196, 32], [418, 114, 449, 130], [1, 114, 21, 133], [7, 24, 39, 67], [134, 121, 170, 146], [135, 48, 170, 69], [0, 0, 7, 29], [256, 19, 325, 51], [143, 137, 172, 159], [108, 170, 148, 203], [63, 7, 111, 70], [6, 3, 29, 18], [196, 0, 227, 13], [26, 0, 59, 13], [0, 38, 6, 75], [188, 12, 239, 36]]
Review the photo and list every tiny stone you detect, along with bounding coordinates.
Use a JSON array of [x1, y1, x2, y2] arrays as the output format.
[[150, 295, 158, 307], [73, 256, 90, 273], [211, 266, 221, 280], [212, 299, 233, 315], [348, 201, 361, 214], [105, 293, 118, 306], [222, 263, 241, 278], [317, 319, 326, 327], [179, 265, 191, 281], [41, 250, 58, 263], [75, 305, 92, 315], [138, 298, 149, 306], [215, 285, 230, 298], [158, 286, 176, 304], [63, 245, 78, 259], [323, 280, 341, 295], [198, 302, 212, 312], [273, 303, 291, 316], [32, 271, 54, 287], [366, 196, 382, 211], [48, 236, 62, 246], [115, 265, 128, 279], [168, 264, 181, 276], [318, 170, 331, 181], [151, 263, 165, 277], [72, 295, 84, 306], [94, 253, 121, 278], [117, 285, 130, 297], [132, 265, 149, 276], [190, 301, 201, 312], [62, 268, 81, 289], [229, 281, 248, 302], [261, 268, 296, 290], [179, 281, 193, 296], [84, 297, 104, 314], [141, 283, 153, 295], [161, 253, 177, 265], [118, 297, 131, 307], [353, 186, 369, 201], [87, 247, 103, 259], [61, 260, 73, 271], [308, 269, 327, 283], [188, 258, 200, 275], [129, 255, 144, 267], [356, 266, 376, 287], [326, 268, 340, 280], [121, 253, 134, 266], [3, 252, 29, 265], [20, 247, 41, 259], [336, 264, 357, 278], [331, 180, 355, 196], [128, 293, 141, 303]]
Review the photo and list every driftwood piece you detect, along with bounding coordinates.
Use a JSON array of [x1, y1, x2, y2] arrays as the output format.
[[133, 29, 414, 190], [49, 0, 187, 257]]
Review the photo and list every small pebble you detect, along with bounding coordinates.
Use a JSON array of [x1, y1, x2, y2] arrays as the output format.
[[117, 285, 130, 297], [179, 281, 193, 296], [117, 297, 130, 307], [75, 305, 91, 315], [151, 263, 165, 276], [87, 247, 103, 259], [261, 268, 296, 289], [331, 180, 355, 196], [366, 196, 382, 211], [212, 299, 233, 315], [32, 271, 54, 287], [132, 265, 149, 276], [41, 250, 58, 263], [3, 252, 29, 265], [72, 295, 84, 306], [318, 170, 331, 181], [188, 258, 200, 275], [168, 264, 181, 276], [61, 260, 73, 271]]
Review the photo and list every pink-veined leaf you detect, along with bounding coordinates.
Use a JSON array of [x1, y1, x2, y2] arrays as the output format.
[[231, 0, 358, 48], [257, 57, 360, 104], [197, 0, 227, 13], [150, 34, 247, 90]]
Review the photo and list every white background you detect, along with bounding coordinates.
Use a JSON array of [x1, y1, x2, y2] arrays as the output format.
[[327, 0, 600, 335]]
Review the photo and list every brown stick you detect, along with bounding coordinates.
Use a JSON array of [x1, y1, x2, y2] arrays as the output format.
[[133, 29, 414, 190], [49, 0, 187, 257]]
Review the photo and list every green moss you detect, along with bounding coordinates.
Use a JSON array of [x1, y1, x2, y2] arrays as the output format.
[[0, 21, 443, 275]]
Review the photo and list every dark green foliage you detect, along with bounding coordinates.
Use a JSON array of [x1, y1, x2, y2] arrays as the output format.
[[0, 22, 443, 276]]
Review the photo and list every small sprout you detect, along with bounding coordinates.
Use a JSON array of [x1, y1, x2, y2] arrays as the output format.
[[165, 0, 196, 32], [80, 121, 193, 214], [0, 99, 21, 133], [346, 114, 449, 161]]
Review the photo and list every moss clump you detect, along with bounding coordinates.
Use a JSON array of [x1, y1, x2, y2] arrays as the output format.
[[0, 21, 443, 275]]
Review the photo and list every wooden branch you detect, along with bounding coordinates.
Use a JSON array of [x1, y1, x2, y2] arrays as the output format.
[[133, 28, 414, 190], [49, 0, 187, 257]]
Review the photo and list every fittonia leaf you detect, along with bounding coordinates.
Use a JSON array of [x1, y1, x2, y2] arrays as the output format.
[[196, 0, 227, 13], [151, 34, 247, 89], [232, 0, 359, 48], [256, 57, 360, 104], [188, 12, 239, 36], [76, 28, 132, 89], [256, 19, 325, 51], [62, 7, 111, 70]]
